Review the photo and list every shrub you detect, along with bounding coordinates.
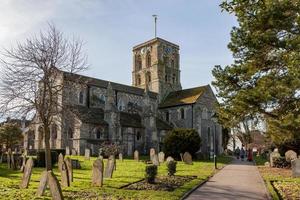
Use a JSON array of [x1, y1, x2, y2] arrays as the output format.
[[99, 142, 121, 157], [167, 160, 177, 176], [163, 128, 201, 159], [145, 164, 157, 183], [273, 157, 291, 168]]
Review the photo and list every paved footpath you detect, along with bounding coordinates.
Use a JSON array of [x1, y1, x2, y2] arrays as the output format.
[[185, 158, 270, 200]]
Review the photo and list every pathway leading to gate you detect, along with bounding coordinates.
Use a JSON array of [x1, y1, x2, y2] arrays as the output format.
[[185, 158, 270, 200]]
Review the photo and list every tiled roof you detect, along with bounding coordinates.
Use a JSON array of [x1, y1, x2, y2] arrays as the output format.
[[156, 118, 173, 130], [69, 105, 108, 125], [159, 85, 209, 108], [63, 71, 157, 99], [120, 112, 143, 128]]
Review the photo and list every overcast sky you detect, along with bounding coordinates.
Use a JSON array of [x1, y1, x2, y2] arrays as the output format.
[[0, 0, 237, 89]]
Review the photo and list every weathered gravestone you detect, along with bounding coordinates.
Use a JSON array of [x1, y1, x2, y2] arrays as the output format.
[[85, 148, 90, 160], [58, 153, 64, 172], [270, 149, 280, 167], [134, 150, 139, 161], [166, 156, 175, 164], [183, 152, 193, 165], [158, 152, 165, 163], [152, 154, 159, 166], [20, 150, 28, 172], [64, 157, 73, 183], [7, 149, 11, 169], [36, 171, 48, 196], [180, 153, 184, 162], [20, 158, 34, 189], [291, 159, 300, 178], [47, 171, 64, 200], [104, 155, 115, 178], [65, 146, 70, 155], [61, 161, 70, 187], [285, 150, 297, 163], [150, 148, 156, 161], [119, 153, 123, 162], [10, 153, 17, 170], [92, 159, 104, 187]]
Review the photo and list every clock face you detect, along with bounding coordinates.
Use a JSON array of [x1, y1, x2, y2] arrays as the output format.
[[140, 47, 147, 54]]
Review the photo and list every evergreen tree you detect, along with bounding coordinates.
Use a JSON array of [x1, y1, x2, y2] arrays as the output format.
[[212, 0, 300, 145]]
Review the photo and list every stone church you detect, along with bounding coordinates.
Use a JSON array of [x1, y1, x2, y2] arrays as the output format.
[[24, 37, 223, 157]]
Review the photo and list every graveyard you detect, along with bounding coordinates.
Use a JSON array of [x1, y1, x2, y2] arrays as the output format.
[[0, 154, 232, 200]]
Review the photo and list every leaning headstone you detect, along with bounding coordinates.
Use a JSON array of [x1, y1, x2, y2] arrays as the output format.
[[48, 171, 64, 200], [291, 159, 300, 178], [20, 158, 34, 189], [104, 155, 115, 178], [158, 152, 165, 163], [285, 150, 297, 163], [65, 146, 70, 155], [150, 148, 156, 161], [64, 157, 73, 183], [166, 156, 175, 164], [183, 152, 193, 165], [119, 153, 123, 162], [85, 148, 90, 160], [36, 171, 48, 196], [270, 149, 280, 167], [134, 150, 139, 161], [92, 159, 104, 187], [152, 154, 159, 166], [58, 153, 64, 172], [60, 161, 70, 187]]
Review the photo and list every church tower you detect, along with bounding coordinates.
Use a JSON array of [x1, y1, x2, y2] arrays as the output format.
[[132, 37, 182, 102]]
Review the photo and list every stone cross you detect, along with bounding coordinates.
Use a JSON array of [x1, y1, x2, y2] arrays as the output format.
[[119, 153, 123, 162], [183, 152, 193, 165], [152, 154, 159, 166], [92, 159, 104, 187], [150, 148, 156, 161], [285, 150, 297, 163], [65, 146, 70, 156], [58, 153, 64, 172], [20, 157, 34, 189], [158, 152, 165, 163], [61, 161, 70, 187], [64, 157, 73, 183], [291, 159, 300, 178], [134, 150, 139, 161], [104, 155, 115, 178], [85, 148, 90, 160]]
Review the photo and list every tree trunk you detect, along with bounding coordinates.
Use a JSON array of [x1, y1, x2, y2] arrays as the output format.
[[44, 126, 52, 171]]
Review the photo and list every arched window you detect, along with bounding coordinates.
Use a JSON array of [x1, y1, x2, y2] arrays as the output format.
[[180, 108, 185, 119], [136, 55, 142, 70], [38, 126, 44, 141], [51, 124, 57, 139], [136, 131, 141, 141], [146, 53, 151, 68], [79, 90, 84, 104], [68, 127, 73, 139], [136, 74, 141, 85], [96, 129, 101, 139], [118, 98, 126, 111], [165, 74, 168, 82], [171, 59, 175, 68], [202, 107, 208, 119], [164, 56, 169, 66], [165, 111, 169, 122], [146, 72, 151, 83], [172, 74, 176, 83]]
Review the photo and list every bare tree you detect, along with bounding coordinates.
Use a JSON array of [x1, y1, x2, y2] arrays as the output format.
[[0, 24, 87, 198]]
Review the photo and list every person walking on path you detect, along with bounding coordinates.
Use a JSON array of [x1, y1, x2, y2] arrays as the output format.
[[234, 147, 240, 159], [240, 147, 245, 161], [185, 158, 270, 200]]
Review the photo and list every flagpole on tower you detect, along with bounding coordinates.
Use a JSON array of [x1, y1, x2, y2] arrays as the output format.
[[152, 15, 158, 38]]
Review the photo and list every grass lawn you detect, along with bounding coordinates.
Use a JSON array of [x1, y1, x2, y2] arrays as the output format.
[[0, 156, 232, 200], [254, 156, 300, 200]]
